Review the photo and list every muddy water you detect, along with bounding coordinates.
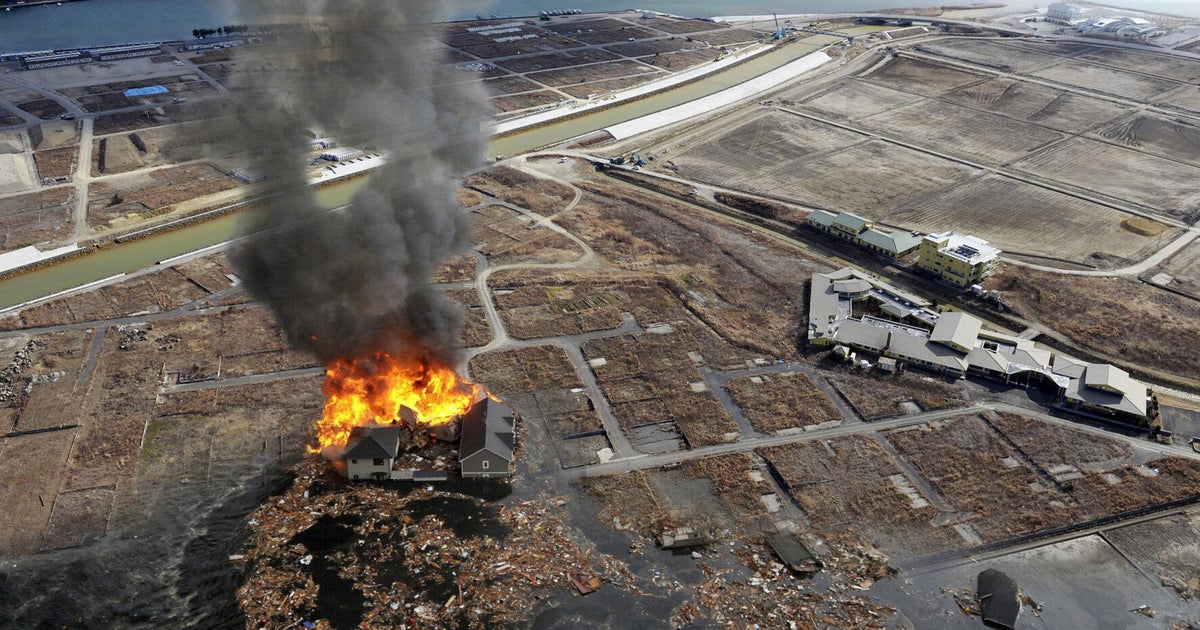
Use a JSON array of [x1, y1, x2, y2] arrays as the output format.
[[0, 455, 295, 628]]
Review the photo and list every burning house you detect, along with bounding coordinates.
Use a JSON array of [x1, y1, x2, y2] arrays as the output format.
[[316, 353, 516, 481], [341, 425, 401, 481]]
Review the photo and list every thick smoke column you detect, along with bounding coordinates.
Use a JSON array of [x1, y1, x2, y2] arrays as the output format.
[[227, 0, 489, 365]]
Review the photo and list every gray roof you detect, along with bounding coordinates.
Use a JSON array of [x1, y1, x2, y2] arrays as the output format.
[[835, 319, 891, 349], [834, 212, 871, 233], [887, 332, 969, 372], [858, 228, 922, 255], [1052, 354, 1089, 379], [967, 347, 1008, 373], [460, 398, 515, 461], [1066, 364, 1146, 417], [930, 312, 982, 353], [807, 210, 837, 227], [833, 278, 871, 294], [342, 425, 401, 461]]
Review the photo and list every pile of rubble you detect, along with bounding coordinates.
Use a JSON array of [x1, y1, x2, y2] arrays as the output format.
[[236, 457, 637, 629], [668, 535, 896, 628], [0, 340, 42, 403], [116, 324, 149, 351]]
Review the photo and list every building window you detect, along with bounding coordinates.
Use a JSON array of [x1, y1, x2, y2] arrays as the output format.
[[351, 459, 358, 464], [482, 460, 490, 470], [353, 474, 359, 480], [374, 458, 385, 466]]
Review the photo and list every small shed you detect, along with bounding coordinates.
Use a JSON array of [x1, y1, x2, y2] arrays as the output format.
[[459, 398, 515, 479], [341, 425, 400, 481]]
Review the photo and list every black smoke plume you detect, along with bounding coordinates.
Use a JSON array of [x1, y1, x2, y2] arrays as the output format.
[[226, 0, 488, 365]]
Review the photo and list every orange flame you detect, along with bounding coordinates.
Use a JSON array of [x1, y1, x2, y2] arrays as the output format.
[[313, 352, 481, 453]]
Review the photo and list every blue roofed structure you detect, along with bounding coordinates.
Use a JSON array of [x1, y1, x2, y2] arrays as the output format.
[[123, 85, 169, 98]]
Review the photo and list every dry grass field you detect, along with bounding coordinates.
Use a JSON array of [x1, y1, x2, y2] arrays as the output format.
[[1013, 137, 1200, 220], [887, 415, 1078, 542], [889, 174, 1166, 266], [987, 267, 1200, 379], [1093, 114, 1200, 167], [527, 60, 661, 87], [912, 39, 1066, 73], [1156, 240, 1200, 298], [724, 372, 841, 432], [862, 56, 988, 97], [825, 366, 965, 419], [942, 77, 1131, 134], [1031, 61, 1181, 101], [758, 436, 961, 557], [989, 412, 1131, 471], [1072, 47, 1200, 82], [1156, 84, 1200, 115], [858, 98, 1065, 165], [790, 80, 925, 121], [0, 188, 74, 251], [32, 146, 77, 180]]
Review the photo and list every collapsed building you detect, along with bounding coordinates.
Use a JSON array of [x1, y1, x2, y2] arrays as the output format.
[[808, 268, 1156, 425]]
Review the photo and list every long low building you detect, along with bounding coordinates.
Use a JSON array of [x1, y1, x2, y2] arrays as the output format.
[[808, 268, 1154, 424], [806, 210, 922, 258]]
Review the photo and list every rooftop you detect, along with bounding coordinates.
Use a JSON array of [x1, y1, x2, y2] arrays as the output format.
[[925, 232, 1000, 264]]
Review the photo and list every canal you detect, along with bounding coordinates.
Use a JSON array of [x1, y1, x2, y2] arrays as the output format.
[[0, 34, 841, 311]]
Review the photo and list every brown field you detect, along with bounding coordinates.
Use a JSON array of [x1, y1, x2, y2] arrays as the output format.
[[637, 48, 722, 71], [92, 118, 238, 175], [986, 266, 1200, 380], [582, 326, 742, 447], [758, 436, 959, 557], [888, 174, 1165, 267], [791, 80, 925, 121], [471, 206, 583, 265], [0, 430, 76, 555], [1072, 47, 1200, 83], [433, 254, 477, 283], [1156, 240, 1200, 298], [1031, 61, 1181, 101], [483, 75, 544, 95], [0, 187, 74, 251], [491, 90, 564, 113], [93, 100, 234, 135], [642, 17, 728, 35], [563, 178, 823, 358], [526, 59, 661, 87], [825, 364, 966, 419], [494, 48, 619, 73], [989, 412, 1131, 470], [442, 287, 492, 348], [465, 165, 576, 215], [86, 163, 239, 228], [674, 110, 863, 180], [913, 39, 1066, 73], [1093, 114, 1200, 167], [1156, 84, 1200, 115], [859, 98, 1065, 165], [32, 146, 78, 180], [16, 99, 67, 120], [1013, 137, 1200, 220], [887, 415, 1079, 542], [571, 25, 659, 45], [942, 78, 1131, 134], [863, 56, 988, 97], [724, 372, 841, 432], [560, 75, 659, 98]]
